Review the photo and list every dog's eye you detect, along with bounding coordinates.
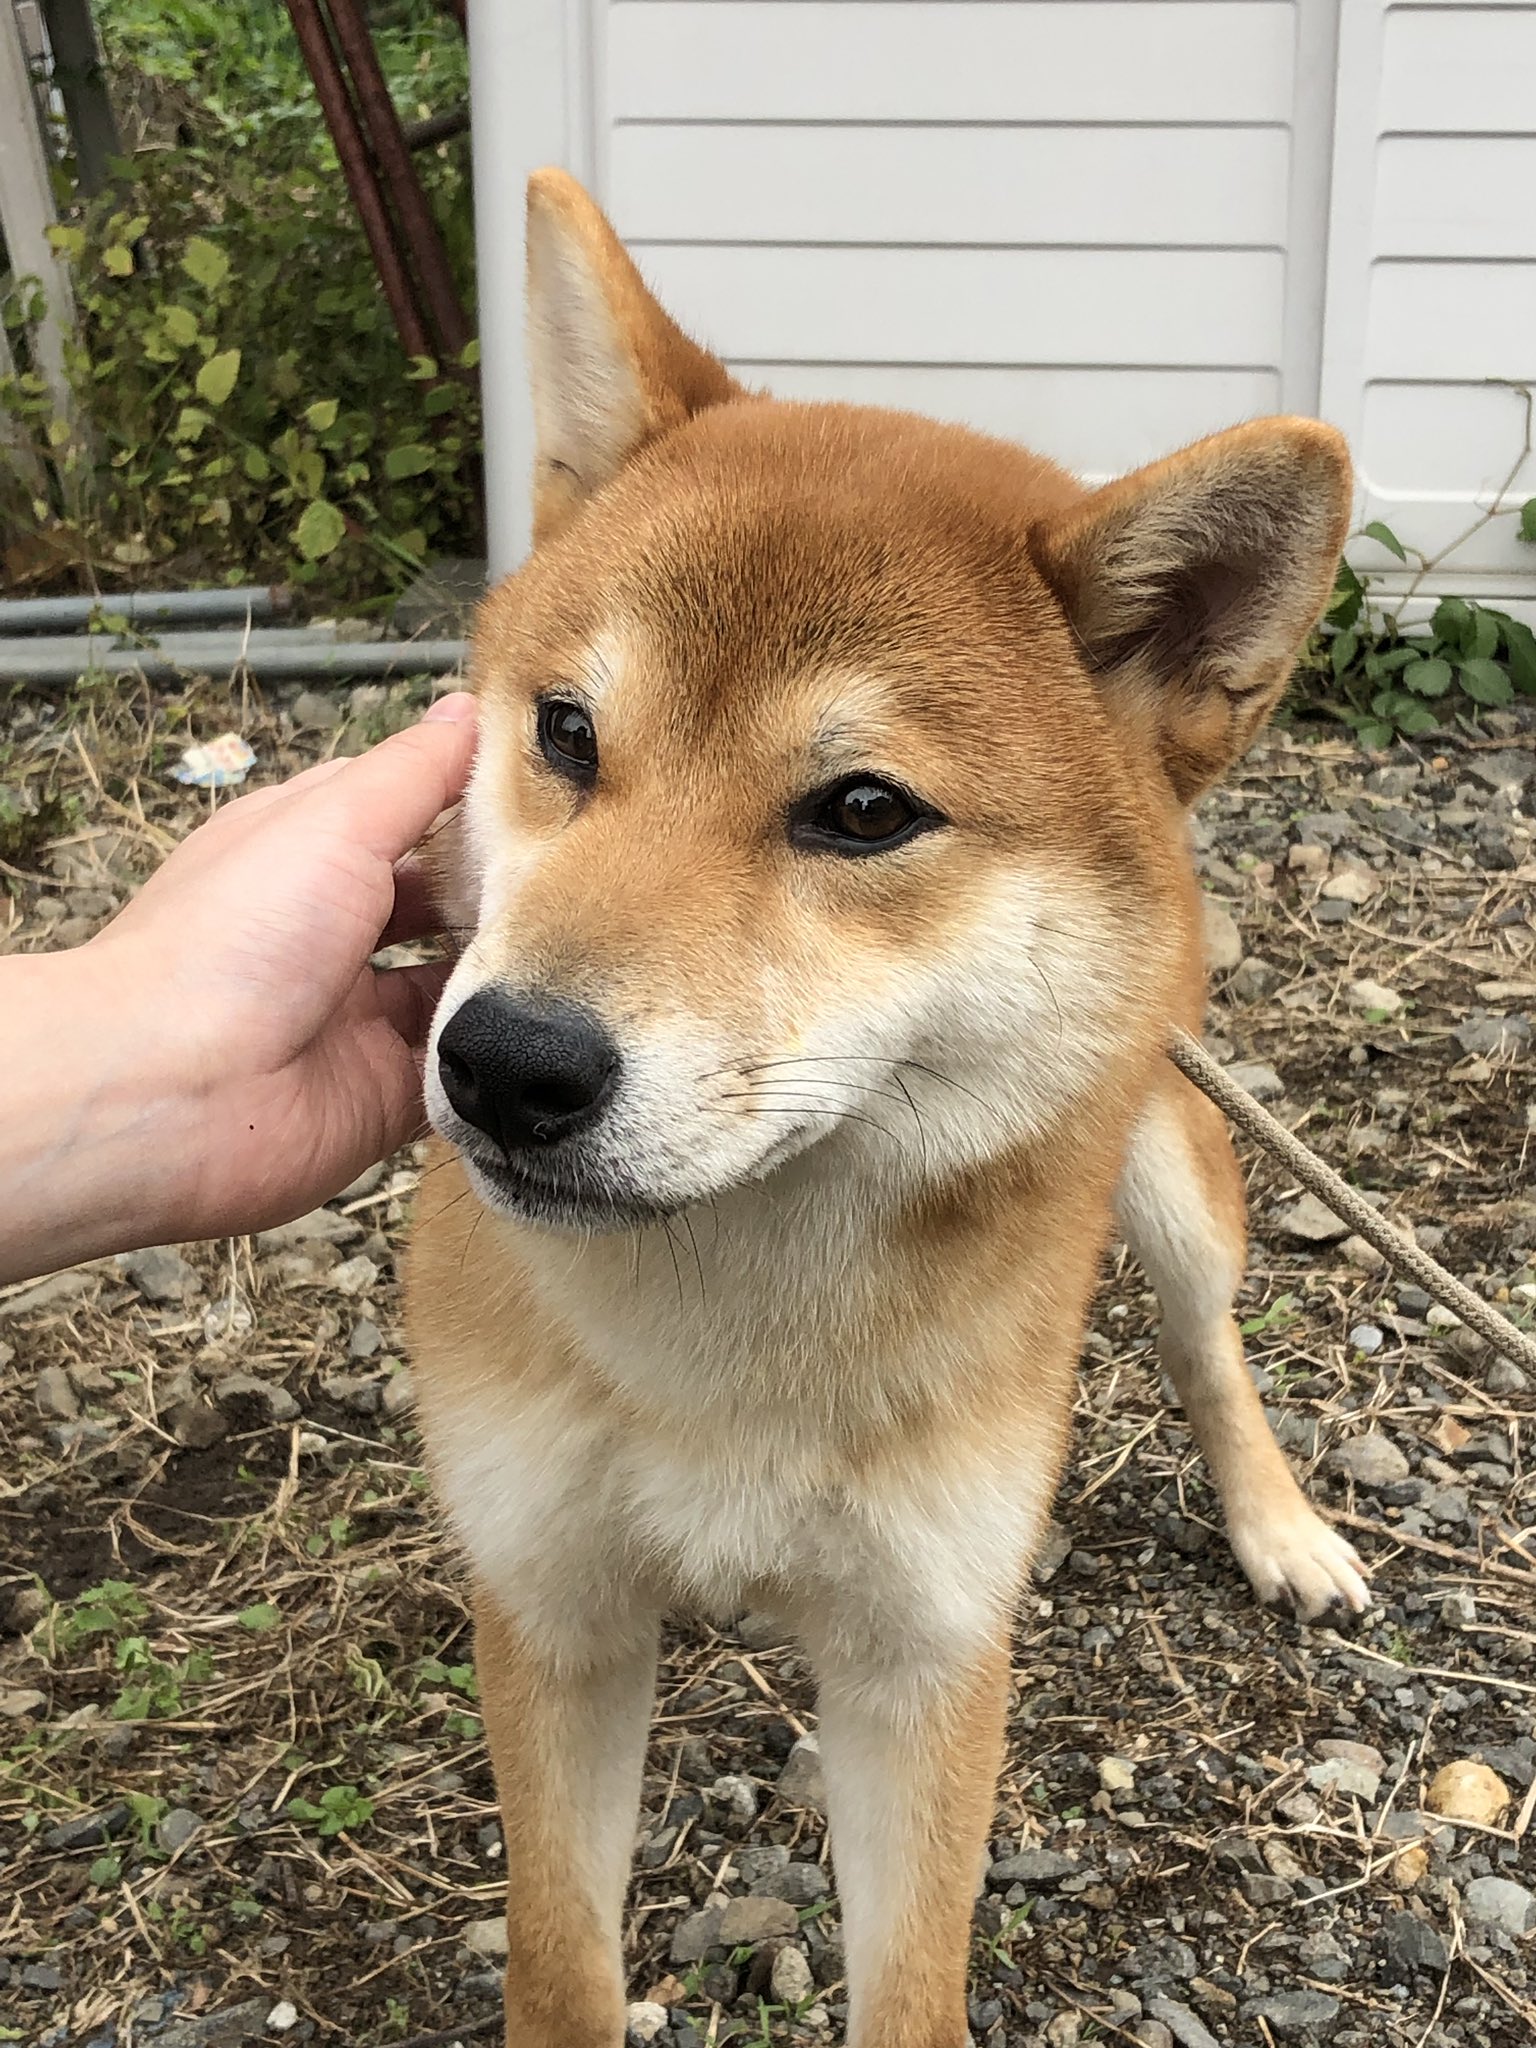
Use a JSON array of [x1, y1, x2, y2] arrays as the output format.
[[538, 697, 598, 777], [793, 776, 941, 855]]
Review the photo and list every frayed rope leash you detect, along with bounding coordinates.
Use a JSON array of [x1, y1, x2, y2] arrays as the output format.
[[1170, 1026, 1536, 1376]]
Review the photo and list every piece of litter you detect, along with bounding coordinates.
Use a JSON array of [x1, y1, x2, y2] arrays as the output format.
[[172, 733, 256, 788]]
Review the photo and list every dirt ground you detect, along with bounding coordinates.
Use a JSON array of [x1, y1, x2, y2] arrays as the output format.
[[1, 673, 1533, 2048]]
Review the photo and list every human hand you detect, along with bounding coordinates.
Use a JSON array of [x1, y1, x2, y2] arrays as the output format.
[[0, 694, 476, 1282]]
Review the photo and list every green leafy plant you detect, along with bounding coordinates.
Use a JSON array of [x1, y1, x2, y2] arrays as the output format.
[[1239, 1293, 1301, 1339], [287, 1782, 375, 1836], [110, 1634, 213, 1719], [1294, 391, 1536, 745], [1, 0, 478, 600], [61, 1578, 149, 1647]]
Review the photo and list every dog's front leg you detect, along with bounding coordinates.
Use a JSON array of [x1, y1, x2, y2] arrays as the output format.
[[809, 1627, 1010, 2048], [474, 1588, 659, 2048]]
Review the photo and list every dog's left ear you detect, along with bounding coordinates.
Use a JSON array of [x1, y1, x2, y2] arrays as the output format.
[[1029, 418, 1351, 802], [525, 168, 739, 545]]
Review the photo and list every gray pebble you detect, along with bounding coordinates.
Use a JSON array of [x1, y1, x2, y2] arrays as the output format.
[[1461, 1876, 1535, 1936]]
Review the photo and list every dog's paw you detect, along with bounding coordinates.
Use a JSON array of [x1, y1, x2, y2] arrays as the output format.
[[1228, 1504, 1371, 1621]]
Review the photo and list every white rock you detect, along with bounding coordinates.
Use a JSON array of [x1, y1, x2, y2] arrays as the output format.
[[1321, 865, 1377, 904], [462, 1916, 508, 1957], [329, 1255, 379, 1297], [1462, 1877, 1535, 1936], [266, 2001, 299, 2032], [1225, 1060, 1285, 1102], [776, 1734, 827, 1812], [770, 1944, 815, 2006], [1328, 1431, 1410, 1489], [1201, 896, 1243, 973], [1097, 1756, 1136, 1794], [1275, 1192, 1348, 1243], [626, 2002, 670, 2044], [1346, 979, 1403, 1016]]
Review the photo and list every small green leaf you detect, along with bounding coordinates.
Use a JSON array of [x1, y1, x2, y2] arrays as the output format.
[[181, 236, 230, 291], [102, 245, 133, 278], [1396, 702, 1440, 736], [1501, 617, 1536, 692], [1431, 597, 1472, 654], [88, 1852, 121, 1886], [196, 348, 241, 406], [1330, 628, 1359, 677], [1362, 520, 1408, 562], [1518, 497, 1536, 544], [1470, 606, 1499, 661], [304, 398, 339, 431], [294, 498, 346, 560], [1403, 656, 1453, 697], [162, 304, 200, 347], [238, 1602, 280, 1632], [243, 447, 271, 482], [384, 442, 433, 480], [1457, 657, 1514, 706], [174, 405, 210, 443]]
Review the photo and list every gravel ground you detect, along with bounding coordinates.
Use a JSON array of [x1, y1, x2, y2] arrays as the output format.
[[1, 674, 1533, 2048]]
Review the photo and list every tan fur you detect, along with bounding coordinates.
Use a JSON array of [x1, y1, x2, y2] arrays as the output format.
[[405, 173, 1362, 2048]]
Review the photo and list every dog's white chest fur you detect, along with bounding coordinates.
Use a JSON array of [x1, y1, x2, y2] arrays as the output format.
[[424, 1181, 1056, 1665]]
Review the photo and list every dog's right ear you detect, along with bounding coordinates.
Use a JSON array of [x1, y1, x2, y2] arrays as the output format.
[[525, 169, 738, 545]]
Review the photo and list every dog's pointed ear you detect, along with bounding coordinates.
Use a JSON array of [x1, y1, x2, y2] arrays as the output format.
[[525, 168, 739, 545], [1029, 419, 1351, 802]]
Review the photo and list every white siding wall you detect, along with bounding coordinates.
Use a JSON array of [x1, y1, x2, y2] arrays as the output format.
[[596, 0, 1321, 479], [470, 0, 1536, 602], [1322, 0, 1536, 605]]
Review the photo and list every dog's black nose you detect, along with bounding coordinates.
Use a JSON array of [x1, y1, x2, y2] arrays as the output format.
[[437, 992, 620, 1152]]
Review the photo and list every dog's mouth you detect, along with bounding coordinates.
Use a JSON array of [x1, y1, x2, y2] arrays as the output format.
[[459, 1145, 681, 1232]]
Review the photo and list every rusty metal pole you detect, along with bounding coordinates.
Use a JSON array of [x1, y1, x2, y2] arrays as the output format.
[[324, 0, 472, 362], [283, 0, 434, 362]]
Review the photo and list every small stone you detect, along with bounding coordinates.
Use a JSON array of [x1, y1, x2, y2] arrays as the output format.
[[291, 688, 344, 731], [1288, 841, 1330, 877], [1098, 1756, 1135, 1794], [1486, 1357, 1529, 1396], [22, 1963, 62, 1990], [381, 1367, 415, 1417], [212, 1372, 300, 1425], [202, 1292, 254, 1344], [1328, 1431, 1410, 1489], [669, 1905, 724, 1965], [1341, 1235, 1386, 1273], [776, 1734, 826, 1811], [1321, 865, 1376, 905], [462, 1917, 507, 1957], [0, 1687, 46, 1717], [989, 1847, 1081, 1887], [1349, 1324, 1383, 1354], [1242, 1990, 1340, 2038], [170, 1397, 228, 1448], [1145, 1998, 1222, 2048], [1276, 1192, 1348, 1243], [708, 1772, 757, 1823], [35, 1364, 79, 1419], [122, 1246, 203, 1303], [1034, 1521, 1072, 1582], [256, 1208, 364, 1250], [0, 1269, 96, 1318], [769, 1945, 815, 2006], [1346, 979, 1403, 1016], [626, 2004, 670, 2046], [1425, 1759, 1510, 1826], [1390, 1844, 1429, 1889], [348, 1318, 383, 1359], [44, 1803, 128, 1850], [719, 1894, 797, 1945], [1452, 1013, 1531, 1059], [157, 1805, 201, 1853], [1316, 1738, 1384, 1771], [1462, 1876, 1535, 1936], [1225, 1059, 1285, 1101], [266, 2003, 299, 2033], [1306, 1756, 1381, 1801], [329, 1254, 379, 1297], [1202, 897, 1243, 972], [1229, 955, 1282, 1001], [753, 1860, 829, 1906], [1380, 1910, 1448, 1973]]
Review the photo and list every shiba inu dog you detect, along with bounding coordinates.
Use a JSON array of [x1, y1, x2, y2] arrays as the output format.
[[406, 170, 1365, 2048]]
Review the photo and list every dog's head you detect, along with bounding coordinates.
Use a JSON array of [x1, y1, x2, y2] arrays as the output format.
[[426, 172, 1349, 1229]]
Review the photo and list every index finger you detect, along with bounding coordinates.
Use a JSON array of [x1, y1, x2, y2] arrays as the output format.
[[292, 695, 478, 866]]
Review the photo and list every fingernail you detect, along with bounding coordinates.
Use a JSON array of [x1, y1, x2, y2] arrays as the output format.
[[424, 691, 476, 723]]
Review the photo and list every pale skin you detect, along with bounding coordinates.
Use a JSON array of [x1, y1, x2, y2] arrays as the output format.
[[0, 692, 477, 1287]]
